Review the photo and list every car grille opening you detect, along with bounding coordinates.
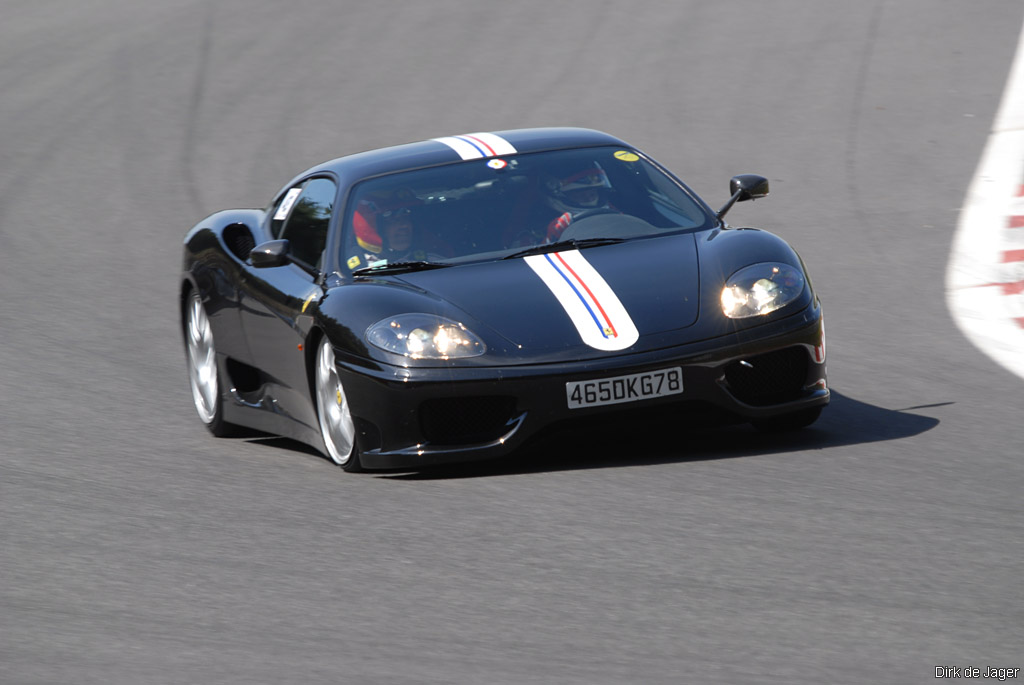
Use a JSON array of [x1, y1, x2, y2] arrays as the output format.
[[723, 346, 809, 406], [419, 396, 517, 445], [225, 357, 262, 393]]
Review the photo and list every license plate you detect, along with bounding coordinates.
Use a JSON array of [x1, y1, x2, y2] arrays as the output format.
[[566, 367, 683, 409]]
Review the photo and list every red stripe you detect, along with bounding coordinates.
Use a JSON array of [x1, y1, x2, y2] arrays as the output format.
[[1002, 249, 1024, 262], [462, 134, 496, 157], [1008, 216, 1024, 228], [974, 280, 1024, 295], [1016, 317, 1024, 328], [1018, 184, 1024, 197], [554, 252, 618, 337]]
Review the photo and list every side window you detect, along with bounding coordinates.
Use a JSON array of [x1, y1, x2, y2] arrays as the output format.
[[280, 178, 337, 269]]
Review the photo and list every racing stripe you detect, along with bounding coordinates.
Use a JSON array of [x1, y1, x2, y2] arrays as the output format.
[[461, 132, 516, 156], [525, 249, 639, 351], [432, 132, 517, 160], [433, 136, 485, 160], [457, 134, 493, 157], [552, 251, 618, 338]]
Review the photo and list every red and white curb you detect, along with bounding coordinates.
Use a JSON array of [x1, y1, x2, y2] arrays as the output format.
[[946, 19, 1024, 380]]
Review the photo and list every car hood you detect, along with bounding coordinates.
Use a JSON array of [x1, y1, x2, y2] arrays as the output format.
[[393, 233, 701, 361]]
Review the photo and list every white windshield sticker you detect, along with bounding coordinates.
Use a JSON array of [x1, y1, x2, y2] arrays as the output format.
[[274, 187, 303, 221]]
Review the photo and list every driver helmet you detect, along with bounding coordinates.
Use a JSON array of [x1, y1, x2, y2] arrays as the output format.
[[545, 163, 612, 214], [352, 189, 420, 254]]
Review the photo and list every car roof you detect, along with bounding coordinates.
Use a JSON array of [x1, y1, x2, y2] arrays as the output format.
[[301, 127, 632, 186]]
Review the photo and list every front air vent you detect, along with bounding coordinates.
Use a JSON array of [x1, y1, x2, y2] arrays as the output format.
[[225, 357, 262, 393], [723, 346, 808, 406], [223, 223, 256, 261], [419, 396, 517, 445]]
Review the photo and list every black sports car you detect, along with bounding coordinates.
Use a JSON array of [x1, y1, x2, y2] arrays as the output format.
[[181, 128, 827, 471]]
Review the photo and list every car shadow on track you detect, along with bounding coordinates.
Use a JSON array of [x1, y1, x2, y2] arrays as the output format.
[[380, 390, 942, 480]]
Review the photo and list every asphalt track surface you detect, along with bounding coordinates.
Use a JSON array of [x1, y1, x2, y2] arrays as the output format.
[[2, 2, 1023, 683]]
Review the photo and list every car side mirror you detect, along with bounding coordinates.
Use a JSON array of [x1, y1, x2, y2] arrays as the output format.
[[716, 174, 770, 220], [250, 240, 291, 268]]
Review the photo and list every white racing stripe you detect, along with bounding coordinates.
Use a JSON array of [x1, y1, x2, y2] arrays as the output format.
[[433, 136, 484, 160], [525, 249, 639, 351], [946, 18, 1024, 381], [433, 132, 517, 160], [465, 132, 517, 156]]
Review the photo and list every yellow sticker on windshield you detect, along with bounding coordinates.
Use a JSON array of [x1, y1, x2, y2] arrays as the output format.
[[614, 150, 640, 162], [347, 255, 361, 269]]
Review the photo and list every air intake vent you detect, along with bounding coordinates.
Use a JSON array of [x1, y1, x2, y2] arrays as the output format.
[[724, 346, 808, 406], [419, 396, 517, 445], [223, 223, 256, 261]]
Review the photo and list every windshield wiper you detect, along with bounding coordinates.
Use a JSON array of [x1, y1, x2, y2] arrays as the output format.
[[503, 237, 625, 260], [351, 260, 450, 276]]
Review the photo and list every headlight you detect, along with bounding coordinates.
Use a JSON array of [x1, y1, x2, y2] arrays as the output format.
[[366, 314, 486, 359], [720, 262, 805, 319]]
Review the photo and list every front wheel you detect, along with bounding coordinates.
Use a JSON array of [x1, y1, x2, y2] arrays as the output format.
[[184, 289, 235, 436], [315, 337, 363, 472]]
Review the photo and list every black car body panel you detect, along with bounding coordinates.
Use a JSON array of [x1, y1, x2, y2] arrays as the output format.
[[181, 128, 827, 470]]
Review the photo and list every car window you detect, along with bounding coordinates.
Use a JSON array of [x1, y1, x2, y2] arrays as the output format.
[[339, 146, 715, 273], [280, 177, 336, 269]]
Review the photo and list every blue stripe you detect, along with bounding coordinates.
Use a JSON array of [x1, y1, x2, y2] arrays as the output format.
[[544, 254, 608, 338], [455, 135, 489, 157]]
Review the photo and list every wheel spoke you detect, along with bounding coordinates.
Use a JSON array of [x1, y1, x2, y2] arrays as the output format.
[[316, 340, 355, 465], [186, 293, 218, 423], [188, 302, 203, 346]]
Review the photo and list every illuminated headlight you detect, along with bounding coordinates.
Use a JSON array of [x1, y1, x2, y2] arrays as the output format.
[[720, 263, 805, 318], [366, 314, 486, 359]]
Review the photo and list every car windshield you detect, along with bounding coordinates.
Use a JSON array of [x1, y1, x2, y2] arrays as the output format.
[[340, 145, 715, 273]]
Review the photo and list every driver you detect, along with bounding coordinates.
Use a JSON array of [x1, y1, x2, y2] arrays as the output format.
[[350, 191, 434, 268], [378, 206, 421, 261], [543, 163, 614, 242]]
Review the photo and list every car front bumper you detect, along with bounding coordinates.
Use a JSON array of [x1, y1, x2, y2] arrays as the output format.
[[338, 303, 828, 469]]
